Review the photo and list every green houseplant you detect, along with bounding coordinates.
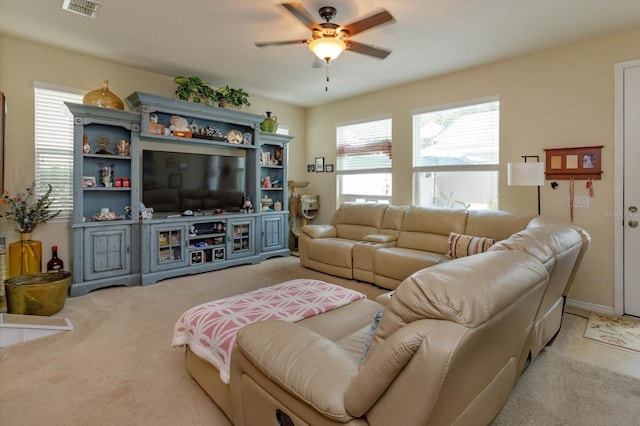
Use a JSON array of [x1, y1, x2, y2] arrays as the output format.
[[214, 85, 251, 109], [173, 76, 216, 105]]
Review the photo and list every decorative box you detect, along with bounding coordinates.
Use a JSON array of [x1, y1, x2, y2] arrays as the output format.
[[148, 122, 165, 135]]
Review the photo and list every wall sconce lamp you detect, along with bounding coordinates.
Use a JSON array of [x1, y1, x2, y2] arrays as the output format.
[[507, 155, 545, 215]]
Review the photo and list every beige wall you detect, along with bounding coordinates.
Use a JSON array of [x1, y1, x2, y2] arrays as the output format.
[[3, 25, 640, 310], [302, 27, 640, 310], [0, 35, 306, 273]]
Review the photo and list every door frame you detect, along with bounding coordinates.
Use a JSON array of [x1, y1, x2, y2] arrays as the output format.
[[614, 59, 640, 315]]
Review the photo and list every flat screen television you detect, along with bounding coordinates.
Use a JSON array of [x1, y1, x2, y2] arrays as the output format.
[[142, 150, 246, 213]]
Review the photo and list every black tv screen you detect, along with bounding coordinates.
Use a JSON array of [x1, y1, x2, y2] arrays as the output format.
[[142, 150, 246, 213]]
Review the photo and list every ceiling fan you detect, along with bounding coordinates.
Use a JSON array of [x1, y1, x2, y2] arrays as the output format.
[[255, 3, 395, 64]]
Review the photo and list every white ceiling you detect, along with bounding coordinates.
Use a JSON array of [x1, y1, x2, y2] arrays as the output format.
[[2, 0, 640, 108]]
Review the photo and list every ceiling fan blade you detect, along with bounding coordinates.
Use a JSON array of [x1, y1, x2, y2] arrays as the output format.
[[255, 39, 309, 47], [342, 9, 394, 37], [282, 2, 318, 30], [345, 40, 392, 59]]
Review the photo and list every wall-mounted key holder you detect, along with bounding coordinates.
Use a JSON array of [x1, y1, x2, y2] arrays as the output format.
[[544, 145, 603, 180]]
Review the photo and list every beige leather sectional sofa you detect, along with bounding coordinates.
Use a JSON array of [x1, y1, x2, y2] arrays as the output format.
[[182, 203, 589, 425], [300, 203, 537, 289], [299, 203, 590, 360]]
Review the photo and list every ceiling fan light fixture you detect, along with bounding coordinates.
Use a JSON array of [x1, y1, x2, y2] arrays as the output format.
[[309, 38, 346, 62]]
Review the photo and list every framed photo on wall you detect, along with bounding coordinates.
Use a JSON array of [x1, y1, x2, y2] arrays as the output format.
[[325, 164, 334, 173], [315, 156, 325, 173], [307, 164, 315, 173]]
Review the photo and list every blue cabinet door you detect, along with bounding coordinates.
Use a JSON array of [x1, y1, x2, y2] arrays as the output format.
[[83, 225, 131, 280]]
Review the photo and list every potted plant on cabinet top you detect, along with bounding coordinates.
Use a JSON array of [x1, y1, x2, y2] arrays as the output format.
[[173, 76, 216, 105], [215, 85, 251, 109]]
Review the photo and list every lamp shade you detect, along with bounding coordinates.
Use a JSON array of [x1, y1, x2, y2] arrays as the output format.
[[309, 38, 346, 61], [507, 162, 545, 186]]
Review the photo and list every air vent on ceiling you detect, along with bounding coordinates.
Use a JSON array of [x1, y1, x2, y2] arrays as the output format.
[[62, 0, 101, 18]]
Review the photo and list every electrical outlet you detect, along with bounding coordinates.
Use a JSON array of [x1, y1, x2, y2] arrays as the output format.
[[572, 196, 590, 208]]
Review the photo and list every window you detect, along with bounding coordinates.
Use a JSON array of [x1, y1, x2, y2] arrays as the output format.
[[412, 98, 499, 210], [34, 83, 84, 219], [336, 117, 392, 204]]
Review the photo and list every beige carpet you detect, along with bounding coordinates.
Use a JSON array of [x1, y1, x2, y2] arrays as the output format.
[[584, 311, 640, 352], [1, 257, 639, 425]]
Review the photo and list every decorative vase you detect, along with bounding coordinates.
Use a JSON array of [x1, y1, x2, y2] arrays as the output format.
[[4, 271, 71, 316], [260, 111, 278, 133], [83, 80, 124, 110], [8, 233, 43, 278]]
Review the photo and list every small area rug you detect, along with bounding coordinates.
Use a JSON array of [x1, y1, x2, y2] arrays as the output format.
[[583, 311, 640, 352]]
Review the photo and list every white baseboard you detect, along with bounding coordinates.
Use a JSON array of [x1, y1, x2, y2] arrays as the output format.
[[566, 298, 614, 315]]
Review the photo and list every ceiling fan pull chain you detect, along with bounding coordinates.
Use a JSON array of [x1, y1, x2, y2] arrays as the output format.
[[325, 60, 330, 91]]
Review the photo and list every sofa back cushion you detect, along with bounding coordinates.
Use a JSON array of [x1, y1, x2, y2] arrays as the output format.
[[396, 207, 468, 253], [379, 205, 408, 238], [332, 203, 388, 240], [489, 223, 586, 315], [464, 209, 534, 241]]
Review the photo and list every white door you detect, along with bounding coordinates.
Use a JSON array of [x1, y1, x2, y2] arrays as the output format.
[[622, 63, 640, 317]]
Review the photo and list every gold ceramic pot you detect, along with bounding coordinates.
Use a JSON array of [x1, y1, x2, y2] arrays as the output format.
[[4, 272, 71, 316], [83, 80, 124, 110]]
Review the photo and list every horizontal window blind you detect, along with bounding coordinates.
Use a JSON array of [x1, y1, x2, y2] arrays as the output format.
[[34, 86, 83, 219], [337, 118, 392, 172], [413, 100, 499, 168]]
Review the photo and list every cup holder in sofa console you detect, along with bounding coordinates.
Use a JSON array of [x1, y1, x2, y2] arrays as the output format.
[[276, 409, 294, 426]]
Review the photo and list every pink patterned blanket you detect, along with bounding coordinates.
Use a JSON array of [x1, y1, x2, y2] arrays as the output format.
[[171, 279, 365, 384]]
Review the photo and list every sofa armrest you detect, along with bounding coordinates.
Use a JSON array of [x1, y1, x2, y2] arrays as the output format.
[[235, 320, 359, 422], [301, 224, 337, 239], [363, 233, 397, 244]]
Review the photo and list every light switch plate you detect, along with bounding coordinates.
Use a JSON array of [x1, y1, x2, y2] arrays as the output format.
[[572, 196, 590, 208]]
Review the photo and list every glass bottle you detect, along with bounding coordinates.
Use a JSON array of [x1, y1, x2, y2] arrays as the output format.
[[47, 245, 64, 273], [83, 134, 91, 154]]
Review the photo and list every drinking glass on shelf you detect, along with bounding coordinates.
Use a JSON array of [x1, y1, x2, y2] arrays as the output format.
[[99, 163, 114, 187]]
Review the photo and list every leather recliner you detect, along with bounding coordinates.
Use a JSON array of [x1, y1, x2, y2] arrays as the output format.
[[230, 250, 549, 426]]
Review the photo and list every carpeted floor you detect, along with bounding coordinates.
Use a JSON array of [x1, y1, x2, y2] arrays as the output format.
[[1, 256, 639, 425]]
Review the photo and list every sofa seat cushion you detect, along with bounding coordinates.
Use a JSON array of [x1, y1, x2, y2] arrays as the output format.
[[373, 247, 447, 282], [306, 238, 358, 269]]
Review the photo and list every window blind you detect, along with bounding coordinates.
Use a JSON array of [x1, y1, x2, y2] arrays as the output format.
[[337, 118, 392, 172], [413, 100, 499, 168], [34, 85, 83, 219]]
